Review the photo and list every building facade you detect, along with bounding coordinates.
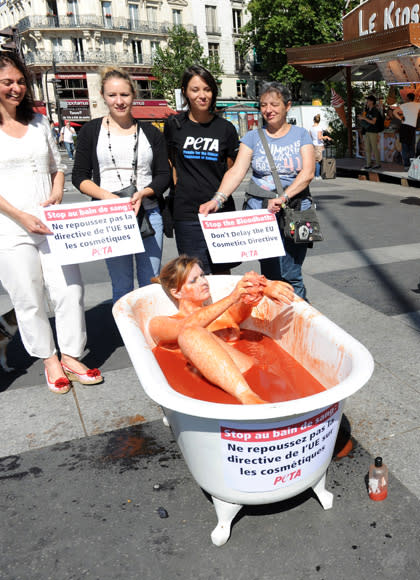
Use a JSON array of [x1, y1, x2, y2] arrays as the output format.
[[191, 0, 259, 103], [0, 0, 260, 124]]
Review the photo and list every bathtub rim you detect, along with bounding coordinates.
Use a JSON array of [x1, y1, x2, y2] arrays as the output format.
[[113, 282, 374, 422]]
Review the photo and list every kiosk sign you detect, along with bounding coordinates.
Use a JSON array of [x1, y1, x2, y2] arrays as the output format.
[[344, 0, 420, 39]]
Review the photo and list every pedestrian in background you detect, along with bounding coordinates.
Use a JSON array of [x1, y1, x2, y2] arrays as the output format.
[[60, 119, 76, 160], [164, 65, 239, 275], [358, 95, 382, 170], [0, 50, 102, 394], [72, 66, 170, 303], [393, 92, 420, 169], [309, 114, 332, 180]]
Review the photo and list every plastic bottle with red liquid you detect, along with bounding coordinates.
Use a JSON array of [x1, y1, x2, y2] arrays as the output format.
[[368, 457, 388, 501]]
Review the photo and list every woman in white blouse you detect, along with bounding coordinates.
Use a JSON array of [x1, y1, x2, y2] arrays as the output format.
[[0, 51, 102, 394], [72, 67, 170, 303]]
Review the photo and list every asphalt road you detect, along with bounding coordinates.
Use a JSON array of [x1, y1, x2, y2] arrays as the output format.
[[1, 162, 420, 579]]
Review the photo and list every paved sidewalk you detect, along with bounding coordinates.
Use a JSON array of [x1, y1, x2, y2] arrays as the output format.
[[1, 173, 420, 579]]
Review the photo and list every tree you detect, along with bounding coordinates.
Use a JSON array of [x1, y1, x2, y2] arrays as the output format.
[[152, 26, 223, 107], [239, 0, 350, 98]]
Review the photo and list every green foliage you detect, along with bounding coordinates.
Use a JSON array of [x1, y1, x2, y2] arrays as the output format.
[[240, 0, 348, 96], [151, 26, 224, 107]]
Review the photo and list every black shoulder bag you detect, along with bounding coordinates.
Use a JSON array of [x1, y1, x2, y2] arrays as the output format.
[[110, 120, 155, 239], [257, 128, 323, 244]]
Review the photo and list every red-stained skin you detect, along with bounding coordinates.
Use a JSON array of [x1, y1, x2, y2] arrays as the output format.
[[149, 266, 298, 405]]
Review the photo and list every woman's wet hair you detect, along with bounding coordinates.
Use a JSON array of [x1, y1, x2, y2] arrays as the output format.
[[100, 66, 136, 96], [259, 81, 292, 106], [181, 65, 218, 111], [152, 255, 202, 297], [0, 51, 35, 124]]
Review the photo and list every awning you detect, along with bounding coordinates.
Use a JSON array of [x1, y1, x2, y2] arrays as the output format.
[[287, 23, 420, 83], [33, 104, 47, 116], [131, 105, 176, 119]]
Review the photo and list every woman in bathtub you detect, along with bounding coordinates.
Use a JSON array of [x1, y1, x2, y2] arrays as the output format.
[[149, 255, 294, 405]]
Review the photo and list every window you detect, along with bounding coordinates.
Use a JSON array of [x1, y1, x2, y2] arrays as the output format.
[[66, 0, 79, 24], [55, 77, 88, 99], [234, 44, 245, 71], [147, 6, 158, 31], [172, 9, 182, 26], [236, 80, 247, 98], [147, 6, 157, 23], [129, 3, 139, 29], [73, 38, 84, 62], [151, 41, 159, 63], [134, 79, 154, 99], [232, 9, 242, 33], [51, 37, 62, 57], [205, 5, 218, 34], [101, 1, 112, 28], [208, 43, 219, 60], [103, 37, 115, 58], [132, 40, 143, 64]]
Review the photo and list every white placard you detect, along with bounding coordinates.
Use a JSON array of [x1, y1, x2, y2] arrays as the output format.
[[199, 209, 285, 263], [40, 199, 144, 265], [220, 403, 341, 493]]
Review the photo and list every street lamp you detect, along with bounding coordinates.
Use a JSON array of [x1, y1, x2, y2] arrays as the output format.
[[44, 57, 63, 130]]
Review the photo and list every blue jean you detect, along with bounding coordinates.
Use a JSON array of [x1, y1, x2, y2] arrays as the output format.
[[106, 207, 163, 303], [315, 161, 321, 178], [64, 141, 74, 160], [246, 195, 310, 300]]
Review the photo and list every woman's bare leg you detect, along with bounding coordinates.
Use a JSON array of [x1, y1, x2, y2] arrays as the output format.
[[178, 326, 266, 404], [212, 334, 254, 374]]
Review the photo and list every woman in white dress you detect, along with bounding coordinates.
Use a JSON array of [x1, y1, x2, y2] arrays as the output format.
[[0, 51, 102, 393]]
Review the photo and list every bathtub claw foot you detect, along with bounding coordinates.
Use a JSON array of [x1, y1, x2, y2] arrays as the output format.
[[313, 473, 334, 510], [210, 496, 243, 546]]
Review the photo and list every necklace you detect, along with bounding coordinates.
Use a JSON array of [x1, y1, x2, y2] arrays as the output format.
[[106, 116, 138, 188]]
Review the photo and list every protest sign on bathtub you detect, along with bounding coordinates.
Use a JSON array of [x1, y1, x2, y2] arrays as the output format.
[[219, 403, 341, 493], [199, 209, 285, 263], [40, 199, 144, 265]]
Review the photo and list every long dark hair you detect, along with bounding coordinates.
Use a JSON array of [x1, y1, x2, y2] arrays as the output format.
[[0, 51, 35, 124], [181, 65, 218, 112]]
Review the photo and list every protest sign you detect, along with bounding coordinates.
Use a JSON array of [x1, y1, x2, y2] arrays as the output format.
[[199, 209, 285, 263], [40, 199, 144, 265]]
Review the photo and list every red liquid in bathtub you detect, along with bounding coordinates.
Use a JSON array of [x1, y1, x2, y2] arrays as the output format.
[[153, 329, 326, 404]]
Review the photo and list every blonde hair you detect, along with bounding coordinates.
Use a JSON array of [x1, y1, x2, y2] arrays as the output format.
[[100, 66, 136, 96], [152, 255, 201, 297]]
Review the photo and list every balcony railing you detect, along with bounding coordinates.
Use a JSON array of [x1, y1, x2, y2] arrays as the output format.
[[17, 15, 195, 35], [206, 26, 221, 35], [24, 50, 154, 67]]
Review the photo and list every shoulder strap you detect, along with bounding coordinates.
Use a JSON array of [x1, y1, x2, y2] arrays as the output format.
[[131, 121, 141, 186], [257, 128, 284, 197]]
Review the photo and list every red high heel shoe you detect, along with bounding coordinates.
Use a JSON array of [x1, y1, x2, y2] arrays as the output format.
[[45, 369, 71, 394], [61, 363, 103, 385]]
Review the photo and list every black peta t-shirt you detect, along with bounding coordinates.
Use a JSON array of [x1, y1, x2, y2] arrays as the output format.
[[164, 113, 239, 221]]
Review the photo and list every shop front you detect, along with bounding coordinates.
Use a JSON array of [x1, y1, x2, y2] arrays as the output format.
[[286, 0, 420, 159]]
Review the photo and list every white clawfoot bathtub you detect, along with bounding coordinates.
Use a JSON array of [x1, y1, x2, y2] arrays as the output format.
[[113, 276, 374, 546]]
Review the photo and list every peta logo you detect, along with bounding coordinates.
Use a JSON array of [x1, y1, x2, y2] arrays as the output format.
[[182, 136, 220, 161], [183, 136, 220, 151]]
